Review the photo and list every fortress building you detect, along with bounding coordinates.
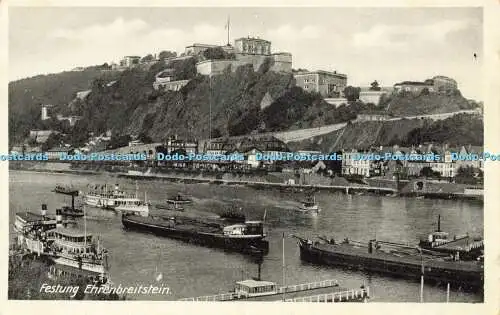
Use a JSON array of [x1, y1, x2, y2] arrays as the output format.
[[192, 36, 293, 76]]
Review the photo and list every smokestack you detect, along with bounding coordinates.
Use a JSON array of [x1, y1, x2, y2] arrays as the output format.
[[56, 209, 63, 228], [41, 204, 47, 217]]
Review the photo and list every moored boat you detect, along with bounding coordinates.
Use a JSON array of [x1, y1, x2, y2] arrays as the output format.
[[297, 193, 319, 213], [155, 200, 184, 211], [60, 205, 84, 218], [121, 213, 269, 255], [52, 184, 79, 196], [418, 215, 484, 261], [84, 183, 151, 216], [166, 193, 193, 205], [13, 205, 109, 283], [294, 235, 483, 291]]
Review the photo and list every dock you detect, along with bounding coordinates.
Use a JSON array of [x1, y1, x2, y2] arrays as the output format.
[[179, 279, 368, 302]]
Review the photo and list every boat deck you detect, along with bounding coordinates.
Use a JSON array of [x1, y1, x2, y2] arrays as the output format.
[[313, 242, 483, 273], [434, 237, 484, 252], [130, 216, 223, 234]]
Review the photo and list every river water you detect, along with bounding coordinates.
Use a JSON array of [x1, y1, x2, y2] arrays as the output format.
[[9, 170, 484, 302]]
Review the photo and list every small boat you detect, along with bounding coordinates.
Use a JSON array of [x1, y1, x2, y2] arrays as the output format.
[[60, 206, 84, 218], [166, 193, 193, 205], [156, 201, 184, 211], [52, 184, 79, 196], [298, 193, 319, 213]]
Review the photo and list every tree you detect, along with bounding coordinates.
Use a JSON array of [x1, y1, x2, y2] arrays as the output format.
[[141, 54, 155, 63], [420, 87, 430, 96], [203, 47, 230, 60], [369, 80, 381, 91], [343, 86, 361, 102], [158, 51, 177, 60], [420, 166, 440, 178], [138, 132, 153, 144]]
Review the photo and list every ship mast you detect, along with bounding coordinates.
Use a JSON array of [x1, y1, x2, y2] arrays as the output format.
[[84, 205, 87, 248], [282, 232, 285, 301]]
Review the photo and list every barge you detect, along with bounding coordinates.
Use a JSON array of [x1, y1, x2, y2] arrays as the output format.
[[418, 215, 483, 261], [295, 236, 483, 291], [122, 213, 269, 255]]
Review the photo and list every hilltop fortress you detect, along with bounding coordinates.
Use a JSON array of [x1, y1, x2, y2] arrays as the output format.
[[189, 36, 292, 76]]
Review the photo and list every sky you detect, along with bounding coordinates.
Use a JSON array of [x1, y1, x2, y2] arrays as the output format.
[[8, 7, 483, 100]]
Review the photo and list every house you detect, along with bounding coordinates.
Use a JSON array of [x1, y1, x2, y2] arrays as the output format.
[[120, 56, 141, 68], [46, 147, 73, 160], [185, 43, 220, 56], [294, 70, 348, 98], [393, 76, 457, 95], [356, 113, 392, 121], [341, 149, 374, 177], [29, 130, 59, 144], [152, 69, 190, 91], [164, 137, 198, 155], [244, 148, 263, 168]]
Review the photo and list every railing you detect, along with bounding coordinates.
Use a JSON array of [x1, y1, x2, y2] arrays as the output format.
[[284, 287, 370, 302], [278, 279, 339, 294], [179, 292, 235, 301], [179, 279, 340, 301]]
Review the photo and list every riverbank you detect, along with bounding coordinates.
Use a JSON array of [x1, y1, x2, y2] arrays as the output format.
[[9, 161, 482, 201]]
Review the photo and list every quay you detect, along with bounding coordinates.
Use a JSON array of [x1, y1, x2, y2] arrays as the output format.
[[119, 173, 397, 195], [179, 279, 368, 302]]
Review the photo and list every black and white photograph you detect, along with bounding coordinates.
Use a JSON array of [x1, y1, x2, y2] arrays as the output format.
[[4, 3, 497, 311]]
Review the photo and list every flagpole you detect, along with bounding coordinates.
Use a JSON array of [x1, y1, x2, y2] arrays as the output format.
[[227, 15, 230, 45]]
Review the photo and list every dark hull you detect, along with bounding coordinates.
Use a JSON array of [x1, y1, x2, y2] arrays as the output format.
[[166, 199, 192, 205], [61, 212, 84, 218], [155, 204, 184, 211], [298, 241, 483, 292], [122, 215, 269, 255]]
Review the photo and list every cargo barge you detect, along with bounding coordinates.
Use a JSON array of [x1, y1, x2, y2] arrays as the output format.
[[122, 214, 269, 255], [418, 215, 483, 261], [295, 236, 483, 291]]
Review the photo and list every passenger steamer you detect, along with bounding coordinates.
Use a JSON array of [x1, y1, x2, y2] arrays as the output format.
[[84, 183, 150, 216], [13, 204, 109, 283]]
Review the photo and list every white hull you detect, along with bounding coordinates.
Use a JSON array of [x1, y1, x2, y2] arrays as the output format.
[[114, 204, 150, 217], [298, 205, 319, 212], [17, 234, 46, 254], [50, 255, 106, 275], [85, 195, 116, 208]]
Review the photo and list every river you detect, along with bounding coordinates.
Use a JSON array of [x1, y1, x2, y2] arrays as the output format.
[[9, 170, 484, 302]]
